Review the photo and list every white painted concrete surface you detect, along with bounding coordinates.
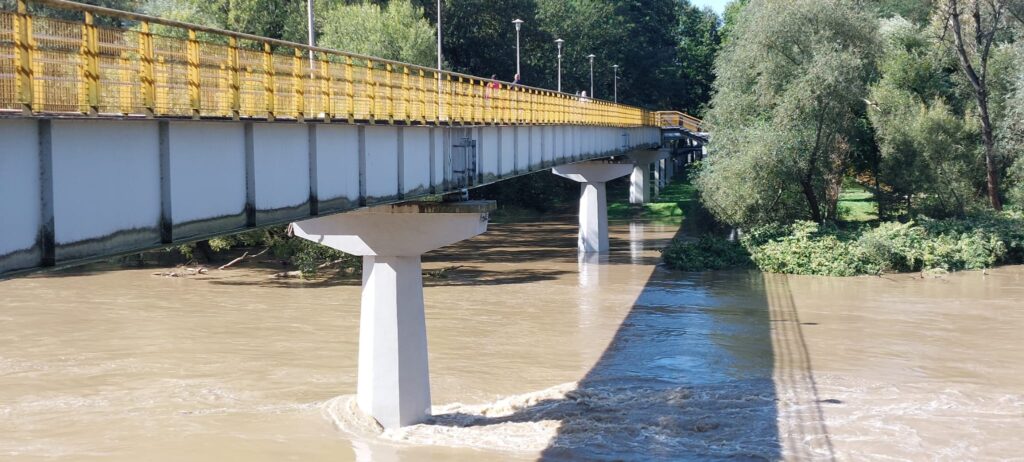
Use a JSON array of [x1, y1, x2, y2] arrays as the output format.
[[0, 120, 40, 257], [169, 122, 246, 224], [51, 120, 160, 245], [315, 125, 360, 206], [253, 124, 309, 211], [291, 204, 492, 428], [553, 162, 634, 253]]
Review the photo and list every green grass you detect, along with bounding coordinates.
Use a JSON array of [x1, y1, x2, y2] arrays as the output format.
[[607, 179, 698, 221], [837, 182, 879, 223]]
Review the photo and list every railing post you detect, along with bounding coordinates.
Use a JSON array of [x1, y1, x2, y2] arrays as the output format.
[[367, 60, 376, 123], [293, 47, 304, 121], [263, 42, 275, 121], [445, 73, 453, 125], [80, 11, 99, 115], [418, 69, 426, 124], [187, 29, 200, 118], [402, 66, 411, 122], [13, 0, 34, 114], [228, 36, 240, 120], [385, 63, 394, 124], [456, 76, 464, 124], [345, 56, 354, 123], [321, 54, 332, 123], [139, 21, 156, 117]]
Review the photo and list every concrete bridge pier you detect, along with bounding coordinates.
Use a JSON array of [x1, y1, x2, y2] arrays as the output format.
[[628, 151, 669, 204], [291, 201, 495, 429], [553, 162, 634, 253]]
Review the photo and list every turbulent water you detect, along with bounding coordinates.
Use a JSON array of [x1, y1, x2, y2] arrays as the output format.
[[1, 218, 1023, 461]]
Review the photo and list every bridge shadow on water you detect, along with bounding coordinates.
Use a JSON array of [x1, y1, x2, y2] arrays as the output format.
[[420, 226, 836, 461]]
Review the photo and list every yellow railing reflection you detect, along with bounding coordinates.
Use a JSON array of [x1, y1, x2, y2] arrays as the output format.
[[0, 0, 657, 127]]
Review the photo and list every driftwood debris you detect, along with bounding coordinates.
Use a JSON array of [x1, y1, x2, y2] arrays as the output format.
[[151, 266, 208, 277], [218, 247, 271, 270]]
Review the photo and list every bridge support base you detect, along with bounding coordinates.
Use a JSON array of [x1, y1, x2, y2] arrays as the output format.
[[553, 162, 633, 253], [628, 151, 668, 205], [291, 201, 495, 429]]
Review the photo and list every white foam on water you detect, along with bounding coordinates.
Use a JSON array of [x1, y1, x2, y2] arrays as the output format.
[[320, 379, 783, 460]]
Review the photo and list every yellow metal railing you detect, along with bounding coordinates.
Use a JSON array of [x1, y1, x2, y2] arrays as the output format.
[[0, 0, 656, 127], [655, 111, 703, 132]]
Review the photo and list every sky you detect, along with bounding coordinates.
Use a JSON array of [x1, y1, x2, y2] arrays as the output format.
[[691, 0, 729, 16]]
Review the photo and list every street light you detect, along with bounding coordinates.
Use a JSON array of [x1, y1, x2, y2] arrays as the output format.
[[613, 64, 619, 103], [555, 38, 564, 93], [587, 54, 595, 98], [512, 19, 524, 79], [307, 0, 316, 70]]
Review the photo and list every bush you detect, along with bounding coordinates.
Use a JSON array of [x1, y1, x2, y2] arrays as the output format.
[[661, 235, 752, 271], [663, 211, 1024, 276]]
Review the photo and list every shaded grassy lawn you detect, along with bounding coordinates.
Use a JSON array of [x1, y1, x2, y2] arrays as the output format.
[[837, 182, 879, 223], [607, 177, 698, 222]]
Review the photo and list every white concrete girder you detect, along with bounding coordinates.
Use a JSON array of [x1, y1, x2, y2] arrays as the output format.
[[291, 201, 495, 429], [553, 162, 633, 253]]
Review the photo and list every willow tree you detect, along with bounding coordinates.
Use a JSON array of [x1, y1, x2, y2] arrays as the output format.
[[696, 0, 879, 226]]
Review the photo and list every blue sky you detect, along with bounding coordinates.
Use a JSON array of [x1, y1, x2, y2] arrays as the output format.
[[691, 0, 729, 15]]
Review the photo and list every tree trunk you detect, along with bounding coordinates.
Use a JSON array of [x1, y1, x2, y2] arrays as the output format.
[[947, 0, 1004, 210], [979, 103, 1003, 210], [801, 179, 822, 223]]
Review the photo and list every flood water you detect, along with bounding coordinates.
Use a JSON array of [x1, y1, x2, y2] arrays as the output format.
[[1, 217, 1023, 461]]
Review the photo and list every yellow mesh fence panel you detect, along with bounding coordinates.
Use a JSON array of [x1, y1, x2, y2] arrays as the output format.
[[0, 1, 660, 126], [0, 12, 15, 110]]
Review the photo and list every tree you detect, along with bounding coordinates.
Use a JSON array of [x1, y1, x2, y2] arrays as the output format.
[[143, 0, 307, 41], [866, 17, 979, 216], [696, 0, 879, 226], [937, 0, 1019, 210], [676, 3, 721, 114], [318, 0, 436, 66], [870, 0, 935, 23]]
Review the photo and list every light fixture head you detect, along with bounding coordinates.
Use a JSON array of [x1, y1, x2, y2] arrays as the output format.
[[513, 18, 524, 30]]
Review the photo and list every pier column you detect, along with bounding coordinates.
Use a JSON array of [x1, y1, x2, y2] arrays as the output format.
[[553, 162, 633, 253], [291, 201, 495, 429], [628, 150, 668, 205]]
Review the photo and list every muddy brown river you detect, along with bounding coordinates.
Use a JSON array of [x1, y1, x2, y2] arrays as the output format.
[[1, 217, 1022, 460]]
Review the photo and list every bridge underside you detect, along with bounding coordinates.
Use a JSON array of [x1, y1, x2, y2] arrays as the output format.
[[0, 117, 659, 278]]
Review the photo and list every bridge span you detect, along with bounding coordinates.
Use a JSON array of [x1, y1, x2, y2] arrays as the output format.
[[0, 0, 706, 429]]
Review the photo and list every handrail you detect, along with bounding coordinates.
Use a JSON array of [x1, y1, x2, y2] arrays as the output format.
[[655, 110, 704, 132], [0, 0, 661, 126]]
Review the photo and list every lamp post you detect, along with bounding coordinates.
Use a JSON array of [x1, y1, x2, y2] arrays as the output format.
[[587, 54, 595, 98], [512, 19, 523, 79], [613, 64, 619, 103], [555, 38, 564, 93], [307, 0, 316, 70]]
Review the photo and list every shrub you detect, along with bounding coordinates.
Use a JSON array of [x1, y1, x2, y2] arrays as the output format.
[[661, 235, 752, 271], [665, 211, 1024, 277]]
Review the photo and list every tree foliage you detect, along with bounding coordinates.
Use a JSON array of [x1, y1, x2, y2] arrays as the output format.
[[319, 0, 436, 66], [696, 0, 879, 227]]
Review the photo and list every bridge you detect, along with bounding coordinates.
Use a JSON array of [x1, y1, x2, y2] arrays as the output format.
[[0, 0, 706, 429]]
